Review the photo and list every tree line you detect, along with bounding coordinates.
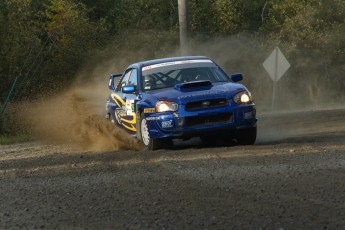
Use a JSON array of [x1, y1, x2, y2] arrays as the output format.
[[1, 0, 345, 107]]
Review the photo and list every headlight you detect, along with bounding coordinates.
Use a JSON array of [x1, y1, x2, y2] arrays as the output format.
[[156, 101, 179, 112], [233, 91, 252, 104]]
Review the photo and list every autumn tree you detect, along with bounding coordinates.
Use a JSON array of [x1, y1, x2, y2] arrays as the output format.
[[259, 0, 345, 105]]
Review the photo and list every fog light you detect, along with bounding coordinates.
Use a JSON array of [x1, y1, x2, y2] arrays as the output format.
[[244, 111, 253, 119]]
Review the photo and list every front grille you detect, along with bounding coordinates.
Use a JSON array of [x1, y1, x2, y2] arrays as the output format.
[[185, 98, 228, 111], [184, 112, 232, 127]]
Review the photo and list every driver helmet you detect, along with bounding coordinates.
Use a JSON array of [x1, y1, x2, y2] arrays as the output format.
[[144, 75, 156, 90]]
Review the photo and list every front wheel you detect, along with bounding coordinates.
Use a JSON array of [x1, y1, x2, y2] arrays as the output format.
[[137, 113, 163, 150], [236, 127, 257, 145]]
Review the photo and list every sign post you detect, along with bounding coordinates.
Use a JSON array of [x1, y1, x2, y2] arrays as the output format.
[[263, 47, 290, 110]]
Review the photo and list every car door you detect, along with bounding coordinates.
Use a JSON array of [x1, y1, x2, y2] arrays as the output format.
[[111, 68, 138, 132]]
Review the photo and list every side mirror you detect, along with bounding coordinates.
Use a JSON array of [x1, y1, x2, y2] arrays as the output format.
[[231, 73, 243, 82], [108, 74, 122, 90], [122, 85, 136, 94]]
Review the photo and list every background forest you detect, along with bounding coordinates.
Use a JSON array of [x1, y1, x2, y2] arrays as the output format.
[[1, 0, 345, 115]]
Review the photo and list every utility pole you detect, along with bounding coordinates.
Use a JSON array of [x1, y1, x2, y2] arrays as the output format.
[[178, 0, 189, 56]]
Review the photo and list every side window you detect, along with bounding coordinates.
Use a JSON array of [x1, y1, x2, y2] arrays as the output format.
[[127, 68, 138, 86], [117, 69, 134, 91]]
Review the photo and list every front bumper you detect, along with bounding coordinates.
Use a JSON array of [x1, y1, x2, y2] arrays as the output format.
[[145, 104, 257, 139]]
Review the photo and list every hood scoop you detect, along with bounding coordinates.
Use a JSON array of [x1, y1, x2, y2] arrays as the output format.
[[175, 80, 213, 91]]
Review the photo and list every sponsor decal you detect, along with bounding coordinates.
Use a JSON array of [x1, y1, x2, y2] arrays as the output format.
[[116, 107, 126, 117], [119, 106, 126, 116], [161, 120, 173, 128], [142, 59, 212, 72], [126, 100, 134, 116], [142, 65, 152, 71], [177, 91, 226, 100], [146, 116, 160, 121], [144, 108, 155, 113]]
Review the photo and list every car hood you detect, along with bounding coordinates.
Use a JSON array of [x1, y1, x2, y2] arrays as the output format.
[[148, 82, 247, 105]]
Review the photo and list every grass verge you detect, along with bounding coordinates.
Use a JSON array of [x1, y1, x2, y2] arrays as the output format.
[[0, 134, 33, 145]]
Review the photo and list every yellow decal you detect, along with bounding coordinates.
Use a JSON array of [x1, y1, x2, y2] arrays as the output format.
[[144, 108, 155, 113], [111, 94, 125, 107], [122, 123, 136, 132], [173, 112, 179, 117], [110, 94, 137, 132], [121, 113, 137, 124], [121, 112, 137, 132]]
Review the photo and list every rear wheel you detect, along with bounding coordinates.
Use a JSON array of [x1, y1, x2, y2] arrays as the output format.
[[236, 127, 257, 145], [137, 113, 163, 150]]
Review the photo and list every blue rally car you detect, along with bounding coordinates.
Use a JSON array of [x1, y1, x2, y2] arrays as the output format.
[[106, 56, 257, 150]]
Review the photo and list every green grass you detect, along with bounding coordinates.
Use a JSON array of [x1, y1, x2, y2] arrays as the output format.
[[0, 134, 33, 145]]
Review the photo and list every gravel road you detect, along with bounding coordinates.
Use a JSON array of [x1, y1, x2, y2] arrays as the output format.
[[1, 108, 345, 229]]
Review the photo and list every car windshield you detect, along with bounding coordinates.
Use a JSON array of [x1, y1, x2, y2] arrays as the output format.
[[141, 60, 230, 91]]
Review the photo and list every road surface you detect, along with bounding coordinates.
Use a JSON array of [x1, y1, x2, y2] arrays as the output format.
[[1, 108, 345, 229]]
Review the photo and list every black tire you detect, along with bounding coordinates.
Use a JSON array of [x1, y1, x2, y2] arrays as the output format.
[[136, 113, 163, 150], [236, 127, 257, 145]]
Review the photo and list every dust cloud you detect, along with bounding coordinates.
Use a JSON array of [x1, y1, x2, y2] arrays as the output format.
[[20, 67, 140, 152], [21, 89, 139, 152]]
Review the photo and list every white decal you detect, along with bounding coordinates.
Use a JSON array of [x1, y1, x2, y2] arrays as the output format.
[[161, 120, 173, 128], [126, 100, 134, 116], [146, 117, 160, 121], [142, 59, 212, 72]]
